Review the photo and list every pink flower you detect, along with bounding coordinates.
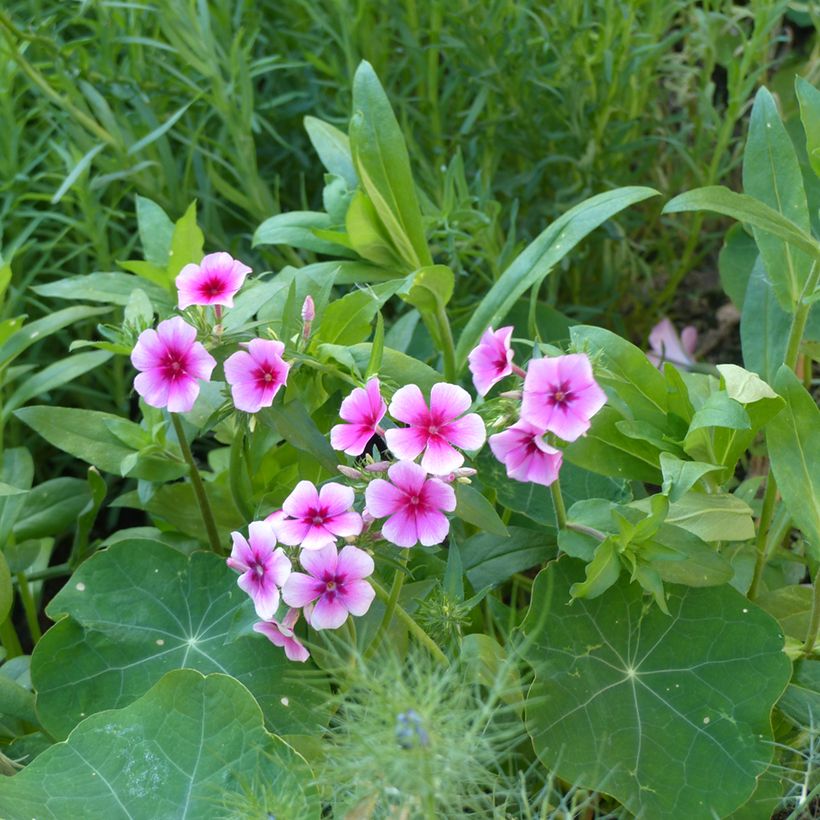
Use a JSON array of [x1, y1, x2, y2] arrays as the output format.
[[520, 354, 606, 442], [227, 521, 292, 620], [330, 378, 387, 456], [647, 318, 698, 370], [130, 316, 216, 413], [467, 326, 514, 395], [488, 420, 563, 486], [385, 383, 486, 475], [224, 339, 290, 413], [282, 544, 375, 630], [175, 252, 251, 310], [254, 609, 310, 662], [276, 481, 363, 550], [364, 460, 456, 548]]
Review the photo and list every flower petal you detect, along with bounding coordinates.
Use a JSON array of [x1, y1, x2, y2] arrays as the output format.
[[282, 572, 324, 608], [226, 532, 253, 573], [420, 437, 463, 475], [165, 375, 200, 413], [414, 508, 450, 546], [388, 384, 429, 425], [429, 382, 472, 422], [382, 508, 419, 548], [386, 460, 427, 495], [337, 579, 375, 616], [385, 426, 428, 462], [318, 483, 355, 517], [299, 544, 338, 579], [309, 594, 349, 630], [134, 369, 170, 408], [441, 413, 486, 451], [282, 481, 320, 519], [364, 478, 406, 518], [275, 518, 311, 547], [337, 545, 374, 581], [325, 511, 363, 539]]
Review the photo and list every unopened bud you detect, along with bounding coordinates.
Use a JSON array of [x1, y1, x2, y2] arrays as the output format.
[[301, 295, 316, 322], [337, 465, 361, 480], [362, 510, 375, 526], [454, 467, 476, 478], [499, 390, 522, 400], [364, 460, 391, 473]]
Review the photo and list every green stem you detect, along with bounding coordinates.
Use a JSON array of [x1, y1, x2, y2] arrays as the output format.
[[550, 477, 567, 530], [371, 578, 448, 666], [365, 563, 406, 660], [11, 563, 71, 584], [0, 616, 23, 659], [171, 414, 222, 554], [784, 262, 819, 371], [748, 475, 778, 600], [229, 428, 254, 522], [803, 569, 820, 657], [16, 572, 41, 643], [435, 303, 457, 383]]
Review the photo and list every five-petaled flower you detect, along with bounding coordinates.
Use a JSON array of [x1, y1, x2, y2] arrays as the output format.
[[282, 544, 375, 630], [176, 252, 251, 310], [254, 608, 310, 662], [277, 481, 363, 550], [227, 520, 292, 620], [385, 383, 486, 475], [520, 354, 606, 442], [131, 316, 216, 413], [467, 325, 515, 396], [365, 460, 456, 548], [330, 378, 387, 456], [489, 419, 563, 486], [224, 338, 290, 413]]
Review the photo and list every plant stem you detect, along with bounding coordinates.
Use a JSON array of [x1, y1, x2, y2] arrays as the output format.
[[371, 577, 448, 666], [550, 478, 567, 530], [365, 562, 406, 660], [435, 303, 457, 383], [11, 563, 71, 584], [229, 428, 254, 522], [748, 475, 778, 600], [0, 616, 23, 659], [171, 414, 222, 554], [784, 263, 819, 371], [803, 569, 820, 657], [16, 572, 41, 643]]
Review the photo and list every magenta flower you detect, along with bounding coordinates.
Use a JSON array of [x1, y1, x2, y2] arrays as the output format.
[[282, 544, 375, 630], [468, 325, 515, 396], [330, 378, 387, 456], [364, 460, 456, 548], [277, 481, 363, 550], [489, 420, 563, 487], [131, 316, 216, 413], [647, 318, 698, 370], [385, 383, 486, 475], [227, 521, 292, 620], [176, 252, 251, 310], [254, 609, 310, 663], [520, 354, 606, 442], [224, 339, 290, 413]]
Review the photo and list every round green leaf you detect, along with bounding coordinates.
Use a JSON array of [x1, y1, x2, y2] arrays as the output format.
[[521, 559, 790, 819], [32, 540, 326, 739], [0, 670, 320, 819]]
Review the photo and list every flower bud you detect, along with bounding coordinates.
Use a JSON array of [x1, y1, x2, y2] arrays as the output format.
[[364, 460, 392, 473], [337, 465, 362, 480], [301, 295, 316, 322]]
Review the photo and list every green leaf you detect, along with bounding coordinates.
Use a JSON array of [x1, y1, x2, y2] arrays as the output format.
[[0, 670, 320, 818], [136, 196, 174, 268], [14, 477, 91, 541], [167, 201, 204, 281], [33, 273, 171, 308], [260, 400, 338, 474], [317, 280, 403, 346], [32, 540, 326, 739], [743, 87, 813, 311], [402, 265, 455, 313], [348, 344, 442, 392], [686, 391, 750, 433], [0, 550, 11, 625], [460, 527, 555, 589], [456, 187, 659, 366], [756, 585, 813, 641], [569, 538, 621, 599], [663, 186, 820, 263], [797, 76, 820, 179], [0, 447, 33, 547], [767, 366, 820, 557], [716, 363, 779, 404], [253, 210, 354, 256], [304, 115, 357, 188], [15, 407, 186, 482], [344, 189, 404, 268], [660, 453, 723, 502], [350, 61, 431, 270], [454, 483, 508, 537], [777, 659, 820, 728], [521, 559, 791, 819], [718, 223, 758, 308], [632, 492, 755, 542]]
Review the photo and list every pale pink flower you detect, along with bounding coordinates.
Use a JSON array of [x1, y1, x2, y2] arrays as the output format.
[[254, 608, 310, 662], [224, 339, 290, 413], [131, 316, 216, 413], [227, 521, 291, 620], [277, 481, 363, 550], [521, 354, 606, 442], [385, 383, 486, 475], [647, 318, 698, 370], [330, 378, 387, 456], [176, 252, 251, 309], [282, 544, 375, 630], [489, 420, 563, 486], [364, 460, 456, 548], [467, 326, 514, 396]]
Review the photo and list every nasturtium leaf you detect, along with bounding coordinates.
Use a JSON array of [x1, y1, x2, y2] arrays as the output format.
[[521, 559, 791, 819], [0, 670, 320, 819], [32, 540, 326, 739], [777, 659, 820, 728]]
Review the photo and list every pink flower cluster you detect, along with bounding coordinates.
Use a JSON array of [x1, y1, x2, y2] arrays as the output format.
[[468, 326, 607, 487], [130, 252, 290, 414]]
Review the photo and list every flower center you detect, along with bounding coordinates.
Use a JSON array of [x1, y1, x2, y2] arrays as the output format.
[[253, 563, 265, 577], [312, 514, 325, 525], [326, 580, 336, 592], [263, 372, 273, 382], [204, 279, 224, 297], [551, 381, 573, 405], [170, 360, 181, 372], [427, 425, 439, 435], [409, 495, 420, 506]]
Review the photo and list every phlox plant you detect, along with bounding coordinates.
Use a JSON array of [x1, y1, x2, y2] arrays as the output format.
[[0, 61, 819, 820]]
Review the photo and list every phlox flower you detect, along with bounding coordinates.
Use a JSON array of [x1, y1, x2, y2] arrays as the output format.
[[330, 378, 387, 456], [254, 608, 310, 663], [176, 252, 251, 310], [224, 339, 290, 413], [277, 481, 363, 550], [520, 354, 606, 442], [647, 317, 697, 370], [489, 420, 563, 487], [467, 325, 514, 396], [131, 316, 216, 413], [282, 544, 375, 630], [227, 521, 291, 620], [365, 460, 456, 548], [385, 383, 486, 475]]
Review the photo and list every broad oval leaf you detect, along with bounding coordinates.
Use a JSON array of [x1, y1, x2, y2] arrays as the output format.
[[0, 670, 320, 819], [32, 540, 326, 739], [521, 559, 790, 819]]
